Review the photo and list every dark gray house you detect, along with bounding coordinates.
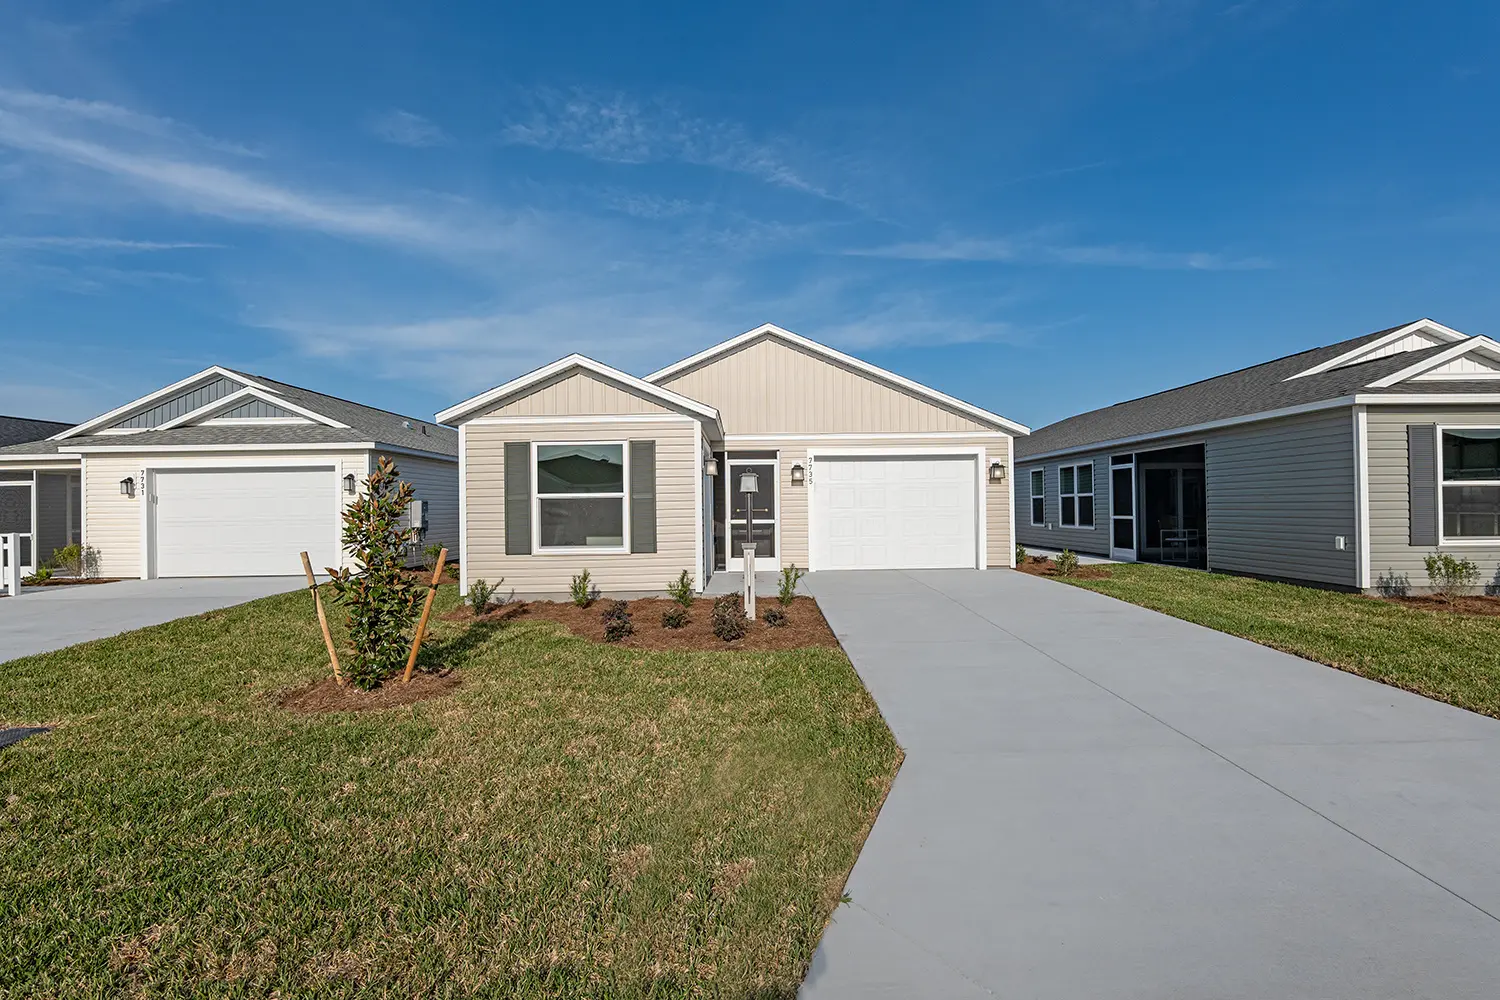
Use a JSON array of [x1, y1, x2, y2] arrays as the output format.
[[1015, 319, 1500, 593]]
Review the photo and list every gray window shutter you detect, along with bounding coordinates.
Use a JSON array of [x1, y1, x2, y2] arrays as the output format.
[[630, 440, 657, 553], [504, 441, 531, 555], [1408, 424, 1438, 547]]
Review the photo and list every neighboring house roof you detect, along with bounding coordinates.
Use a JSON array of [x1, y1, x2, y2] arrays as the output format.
[[0, 415, 71, 448], [0, 366, 456, 459], [436, 354, 724, 430], [646, 323, 1031, 436], [1017, 319, 1497, 460]]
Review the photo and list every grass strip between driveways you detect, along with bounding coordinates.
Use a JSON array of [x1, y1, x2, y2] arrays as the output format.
[[0, 585, 900, 999], [1056, 561, 1500, 719]]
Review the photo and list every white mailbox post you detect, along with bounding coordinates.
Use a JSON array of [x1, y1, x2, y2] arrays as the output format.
[[742, 543, 756, 619], [1, 532, 19, 597]]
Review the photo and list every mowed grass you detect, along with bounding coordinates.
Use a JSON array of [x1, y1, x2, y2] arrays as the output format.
[[1062, 561, 1500, 718], [0, 586, 900, 999]]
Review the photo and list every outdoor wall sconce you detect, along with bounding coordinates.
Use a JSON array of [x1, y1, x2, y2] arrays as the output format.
[[988, 461, 1006, 483], [790, 464, 805, 484], [705, 457, 719, 477], [343, 474, 357, 494], [119, 477, 135, 498], [738, 470, 760, 495]]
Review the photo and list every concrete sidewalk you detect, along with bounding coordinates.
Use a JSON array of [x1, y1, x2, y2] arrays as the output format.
[[801, 569, 1500, 999], [0, 577, 305, 663]]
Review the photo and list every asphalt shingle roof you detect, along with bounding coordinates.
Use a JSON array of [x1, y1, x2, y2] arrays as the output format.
[[0, 371, 456, 459], [1016, 323, 1477, 458], [0, 415, 71, 448]]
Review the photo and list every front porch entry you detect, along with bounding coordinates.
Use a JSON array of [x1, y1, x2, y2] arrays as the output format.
[[0, 470, 82, 575], [1108, 445, 1207, 569]]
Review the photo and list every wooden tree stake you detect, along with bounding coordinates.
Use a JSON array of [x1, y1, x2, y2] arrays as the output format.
[[301, 551, 343, 687], [402, 548, 447, 684]]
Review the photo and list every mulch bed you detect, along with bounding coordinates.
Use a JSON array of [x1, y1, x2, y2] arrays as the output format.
[[1381, 593, 1500, 617], [277, 671, 461, 714], [441, 596, 841, 652], [1015, 555, 1113, 581], [20, 577, 122, 587]]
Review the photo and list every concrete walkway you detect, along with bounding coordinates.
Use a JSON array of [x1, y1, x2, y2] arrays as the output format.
[[0, 577, 305, 664], [801, 569, 1500, 999]]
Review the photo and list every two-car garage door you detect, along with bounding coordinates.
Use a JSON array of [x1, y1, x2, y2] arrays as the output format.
[[811, 456, 979, 570], [151, 467, 340, 577]]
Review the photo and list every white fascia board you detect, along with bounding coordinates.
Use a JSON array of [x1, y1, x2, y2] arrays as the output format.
[[0, 454, 82, 466], [51, 366, 273, 440], [67, 440, 458, 462], [1285, 319, 1470, 381], [436, 354, 723, 429], [645, 323, 1032, 436], [1353, 392, 1500, 406], [154, 385, 348, 431], [1016, 396, 1358, 463], [1365, 336, 1500, 388]]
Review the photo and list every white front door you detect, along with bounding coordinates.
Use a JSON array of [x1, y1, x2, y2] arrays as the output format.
[[811, 456, 978, 571], [151, 466, 339, 577], [1109, 457, 1137, 562]]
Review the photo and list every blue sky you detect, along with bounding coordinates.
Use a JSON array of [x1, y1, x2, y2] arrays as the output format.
[[2, 1, 1498, 428]]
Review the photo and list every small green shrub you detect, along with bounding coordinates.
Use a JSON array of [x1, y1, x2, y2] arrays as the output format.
[[1425, 552, 1480, 602], [469, 578, 497, 614], [47, 543, 100, 578], [570, 570, 596, 608], [601, 600, 634, 642], [712, 594, 747, 642], [1054, 549, 1079, 577], [1015, 543, 1027, 565], [23, 566, 53, 584], [776, 564, 806, 606], [762, 606, 788, 628], [423, 543, 447, 573], [667, 569, 695, 608], [661, 605, 689, 629], [324, 457, 422, 690]]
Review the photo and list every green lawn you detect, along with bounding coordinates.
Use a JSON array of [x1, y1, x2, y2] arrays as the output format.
[[0, 587, 900, 999], [1059, 561, 1500, 718]]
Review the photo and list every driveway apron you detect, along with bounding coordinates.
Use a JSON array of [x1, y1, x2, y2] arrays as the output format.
[[800, 569, 1500, 1000]]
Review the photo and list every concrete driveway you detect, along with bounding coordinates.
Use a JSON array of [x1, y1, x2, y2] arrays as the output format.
[[0, 577, 305, 664], [801, 569, 1500, 999]]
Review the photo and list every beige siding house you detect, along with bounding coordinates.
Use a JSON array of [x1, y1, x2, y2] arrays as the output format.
[[440, 324, 1029, 597], [0, 367, 458, 579], [1016, 319, 1500, 594]]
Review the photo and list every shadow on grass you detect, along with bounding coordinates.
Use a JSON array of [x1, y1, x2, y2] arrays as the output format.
[[413, 612, 516, 673]]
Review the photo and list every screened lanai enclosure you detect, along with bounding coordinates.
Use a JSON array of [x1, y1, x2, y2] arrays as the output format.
[[0, 471, 81, 574], [1108, 444, 1207, 568]]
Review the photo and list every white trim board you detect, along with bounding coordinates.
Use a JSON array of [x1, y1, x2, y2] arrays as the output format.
[[67, 441, 456, 461], [1353, 406, 1370, 590], [154, 385, 347, 431], [436, 354, 723, 429], [465, 413, 700, 426], [645, 323, 1031, 437], [53, 366, 275, 440], [723, 431, 1013, 442], [458, 422, 469, 596], [1285, 319, 1469, 381], [1366, 336, 1500, 388]]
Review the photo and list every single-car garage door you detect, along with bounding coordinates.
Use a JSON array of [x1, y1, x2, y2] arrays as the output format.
[[151, 467, 339, 577], [811, 455, 978, 570]]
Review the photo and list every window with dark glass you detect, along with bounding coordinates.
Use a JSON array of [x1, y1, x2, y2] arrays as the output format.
[[1030, 469, 1045, 525], [1058, 462, 1094, 528], [1442, 430, 1500, 539], [535, 443, 626, 548]]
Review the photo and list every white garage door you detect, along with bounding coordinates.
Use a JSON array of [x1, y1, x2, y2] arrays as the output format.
[[812, 456, 978, 570], [152, 467, 339, 577]]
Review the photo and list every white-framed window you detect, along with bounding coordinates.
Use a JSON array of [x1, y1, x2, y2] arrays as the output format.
[[1440, 428, 1500, 540], [1030, 468, 1045, 526], [534, 442, 628, 551], [1058, 462, 1094, 528]]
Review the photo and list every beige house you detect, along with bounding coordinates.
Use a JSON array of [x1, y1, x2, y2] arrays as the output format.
[[0, 367, 457, 580], [438, 324, 1029, 596]]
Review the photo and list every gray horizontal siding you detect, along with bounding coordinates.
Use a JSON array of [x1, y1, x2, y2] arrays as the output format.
[[1369, 405, 1500, 593], [1204, 409, 1356, 588], [1014, 453, 1110, 557]]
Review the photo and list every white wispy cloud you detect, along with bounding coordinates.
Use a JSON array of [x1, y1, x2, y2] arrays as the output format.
[[848, 234, 1273, 270], [367, 109, 448, 148], [500, 87, 841, 202], [0, 235, 220, 251], [0, 87, 263, 157]]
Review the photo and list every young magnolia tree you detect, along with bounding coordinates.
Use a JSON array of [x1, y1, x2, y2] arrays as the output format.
[[325, 457, 421, 689]]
